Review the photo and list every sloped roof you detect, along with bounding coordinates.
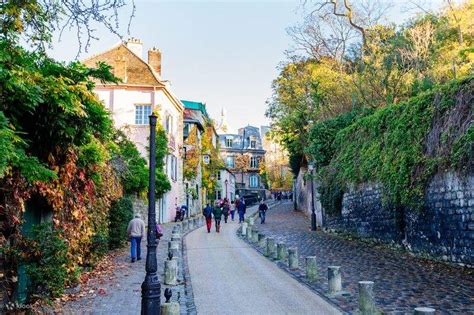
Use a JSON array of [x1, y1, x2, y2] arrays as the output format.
[[83, 42, 164, 87]]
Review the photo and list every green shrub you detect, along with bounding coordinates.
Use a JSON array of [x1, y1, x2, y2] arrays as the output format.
[[25, 223, 68, 300], [108, 196, 134, 249], [90, 229, 109, 261]]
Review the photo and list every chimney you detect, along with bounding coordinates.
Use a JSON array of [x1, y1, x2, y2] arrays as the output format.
[[148, 47, 162, 76], [126, 37, 143, 59]]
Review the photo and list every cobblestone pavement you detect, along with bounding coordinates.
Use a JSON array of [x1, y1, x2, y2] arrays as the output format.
[[61, 220, 199, 315], [247, 201, 474, 314]]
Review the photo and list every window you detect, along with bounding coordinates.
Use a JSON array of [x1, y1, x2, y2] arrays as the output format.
[[226, 156, 235, 168], [226, 138, 233, 148], [168, 155, 177, 181], [250, 175, 259, 188], [165, 115, 173, 134], [250, 140, 256, 149], [183, 123, 191, 138], [250, 156, 259, 168], [217, 172, 221, 180], [216, 190, 222, 200], [135, 105, 152, 125]]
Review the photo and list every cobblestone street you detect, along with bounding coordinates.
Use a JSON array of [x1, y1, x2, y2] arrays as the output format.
[[61, 223, 193, 315], [251, 202, 474, 314]]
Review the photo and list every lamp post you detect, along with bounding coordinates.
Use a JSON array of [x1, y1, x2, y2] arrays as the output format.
[[141, 114, 160, 314], [225, 179, 228, 200], [308, 161, 317, 231]]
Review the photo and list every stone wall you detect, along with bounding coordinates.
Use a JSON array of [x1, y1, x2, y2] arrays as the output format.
[[295, 167, 323, 227], [325, 172, 474, 265]]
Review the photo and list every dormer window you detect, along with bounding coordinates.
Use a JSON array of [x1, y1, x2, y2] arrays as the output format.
[[226, 138, 233, 148], [250, 140, 256, 149]]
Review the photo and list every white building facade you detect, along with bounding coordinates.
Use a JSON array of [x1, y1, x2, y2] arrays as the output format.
[[84, 39, 184, 223]]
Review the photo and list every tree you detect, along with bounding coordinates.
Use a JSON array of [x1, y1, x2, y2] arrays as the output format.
[[0, 0, 136, 56]]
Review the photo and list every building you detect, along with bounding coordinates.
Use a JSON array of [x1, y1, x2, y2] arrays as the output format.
[[217, 168, 236, 202], [218, 125, 266, 202], [83, 38, 184, 223], [182, 100, 207, 216]]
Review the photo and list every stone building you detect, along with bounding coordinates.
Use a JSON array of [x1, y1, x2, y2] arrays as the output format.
[[260, 126, 293, 191], [83, 38, 184, 223], [218, 125, 266, 202]]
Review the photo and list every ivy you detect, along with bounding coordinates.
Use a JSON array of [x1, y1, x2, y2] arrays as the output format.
[[309, 76, 473, 213]]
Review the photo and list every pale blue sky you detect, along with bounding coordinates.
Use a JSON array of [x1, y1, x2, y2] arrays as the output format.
[[49, 0, 448, 133]]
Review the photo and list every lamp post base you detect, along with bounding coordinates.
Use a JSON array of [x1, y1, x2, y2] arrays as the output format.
[[311, 212, 317, 231], [141, 273, 161, 315]]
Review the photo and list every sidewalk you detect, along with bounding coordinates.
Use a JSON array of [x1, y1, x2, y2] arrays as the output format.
[[60, 222, 194, 314], [249, 202, 474, 314]]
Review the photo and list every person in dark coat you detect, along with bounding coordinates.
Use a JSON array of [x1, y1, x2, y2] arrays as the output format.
[[212, 201, 223, 233], [237, 198, 246, 223], [258, 201, 268, 224], [203, 203, 213, 233], [222, 198, 230, 223]]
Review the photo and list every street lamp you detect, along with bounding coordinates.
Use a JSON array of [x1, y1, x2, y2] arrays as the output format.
[[141, 114, 160, 314], [308, 161, 317, 231], [210, 173, 215, 202], [225, 179, 228, 200]]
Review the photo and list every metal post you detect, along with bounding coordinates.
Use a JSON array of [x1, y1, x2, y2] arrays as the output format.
[[310, 168, 316, 231], [141, 114, 161, 314]]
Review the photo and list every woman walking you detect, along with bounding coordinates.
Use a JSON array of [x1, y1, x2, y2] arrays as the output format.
[[203, 203, 213, 233], [213, 201, 223, 233]]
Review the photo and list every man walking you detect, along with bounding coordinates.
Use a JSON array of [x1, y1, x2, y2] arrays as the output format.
[[203, 203, 213, 233], [127, 214, 145, 263], [237, 198, 246, 223], [258, 200, 268, 224]]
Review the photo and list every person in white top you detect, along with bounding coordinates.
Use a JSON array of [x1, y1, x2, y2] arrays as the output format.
[[127, 214, 145, 263]]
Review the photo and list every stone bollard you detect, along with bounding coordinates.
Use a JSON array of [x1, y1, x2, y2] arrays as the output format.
[[182, 220, 188, 232], [160, 302, 180, 315], [164, 257, 178, 285], [246, 225, 253, 240], [188, 219, 194, 231], [171, 233, 181, 241], [265, 237, 276, 258], [258, 233, 266, 248], [252, 227, 259, 243], [288, 247, 299, 269], [414, 307, 436, 315], [328, 266, 342, 294], [193, 217, 198, 227], [249, 216, 255, 226], [241, 222, 248, 236], [277, 242, 287, 261], [305, 256, 318, 282], [168, 241, 179, 258], [358, 281, 376, 315]]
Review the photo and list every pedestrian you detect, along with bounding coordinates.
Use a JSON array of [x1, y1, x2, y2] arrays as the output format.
[[222, 198, 230, 223], [258, 200, 268, 224], [230, 200, 236, 221], [156, 222, 163, 239], [127, 214, 145, 263], [237, 198, 246, 223], [213, 201, 223, 233], [203, 203, 213, 233]]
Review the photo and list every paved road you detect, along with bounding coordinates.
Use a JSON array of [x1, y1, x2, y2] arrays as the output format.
[[185, 211, 340, 315]]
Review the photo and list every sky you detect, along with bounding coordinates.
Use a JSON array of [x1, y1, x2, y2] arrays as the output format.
[[48, 0, 448, 133]]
